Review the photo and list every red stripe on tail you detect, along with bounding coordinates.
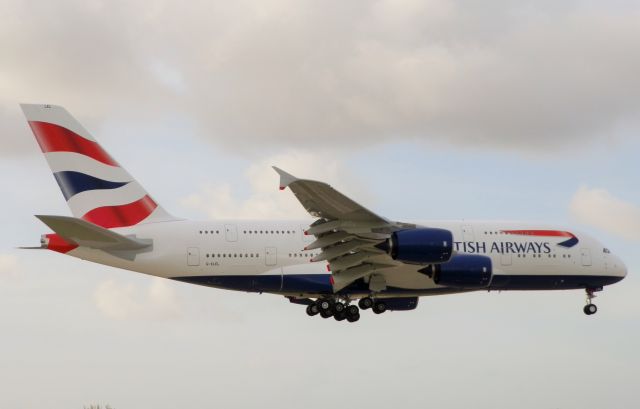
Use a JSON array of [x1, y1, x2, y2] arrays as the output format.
[[82, 195, 157, 228], [28, 121, 118, 166]]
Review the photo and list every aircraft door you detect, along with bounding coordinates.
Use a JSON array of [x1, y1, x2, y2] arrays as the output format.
[[265, 247, 277, 266], [225, 224, 238, 242], [581, 248, 592, 266], [500, 252, 512, 266], [187, 247, 200, 266]]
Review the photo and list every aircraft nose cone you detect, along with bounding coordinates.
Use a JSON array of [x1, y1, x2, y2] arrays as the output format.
[[613, 255, 627, 279]]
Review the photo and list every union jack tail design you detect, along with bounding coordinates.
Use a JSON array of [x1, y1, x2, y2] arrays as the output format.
[[21, 104, 176, 229]]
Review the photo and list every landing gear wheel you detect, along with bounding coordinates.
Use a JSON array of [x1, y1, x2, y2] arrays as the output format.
[[306, 304, 319, 316], [373, 301, 387, 314], [346, 313, 360, 323], [583, 304, 597, 315], [334, 302, 346, 314], [346, 305, 359, 317], [318, 299, 334, 317], [358, 297, 374, 310], [318, 299, 331, 311], [334, 311, 347, 321], [584, 288, 600, 316]]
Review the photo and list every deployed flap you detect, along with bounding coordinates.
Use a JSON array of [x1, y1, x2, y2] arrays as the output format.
[[274, 167, 412, 292], [36, 215, 152, 251]]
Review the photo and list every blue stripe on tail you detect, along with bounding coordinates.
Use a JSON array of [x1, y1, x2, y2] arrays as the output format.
[[53, 171, 130, 200]]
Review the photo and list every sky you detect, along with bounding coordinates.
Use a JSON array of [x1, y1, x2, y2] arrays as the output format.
[[1, 0, 639, 408]]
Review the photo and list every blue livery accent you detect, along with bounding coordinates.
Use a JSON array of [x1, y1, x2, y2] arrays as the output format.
[[488, 274, 623, 290], [283, 274, 333, 293], [172, 273, 624, 295], [557, 236, 579, 248], [53, 171, 129, 200]]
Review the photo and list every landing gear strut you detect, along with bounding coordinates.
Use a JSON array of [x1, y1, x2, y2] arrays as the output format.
[[583, 288, 600, 315]]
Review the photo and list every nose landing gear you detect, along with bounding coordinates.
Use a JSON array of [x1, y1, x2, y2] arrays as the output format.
[[583, 287, 601, 315]]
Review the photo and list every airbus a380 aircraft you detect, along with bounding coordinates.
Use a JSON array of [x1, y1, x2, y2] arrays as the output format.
[[20, 104, 627, 323]]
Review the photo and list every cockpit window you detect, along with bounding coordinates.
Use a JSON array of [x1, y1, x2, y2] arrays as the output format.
[[603, 248, 611, 254]]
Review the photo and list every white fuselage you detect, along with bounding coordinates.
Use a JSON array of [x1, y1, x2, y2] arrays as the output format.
[[62, 219, 627, 298]]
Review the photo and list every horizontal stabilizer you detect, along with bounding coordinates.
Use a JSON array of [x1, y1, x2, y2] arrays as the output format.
[[36, 215, 152, 251]]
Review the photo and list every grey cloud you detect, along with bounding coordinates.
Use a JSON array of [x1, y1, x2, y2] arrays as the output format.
[[1, 0, 639, 156]]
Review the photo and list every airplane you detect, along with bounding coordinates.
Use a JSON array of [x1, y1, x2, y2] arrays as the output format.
[[20, 103, 627, 323]]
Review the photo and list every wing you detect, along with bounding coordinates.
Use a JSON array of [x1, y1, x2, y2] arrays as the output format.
[[273, 167, 414, 292]]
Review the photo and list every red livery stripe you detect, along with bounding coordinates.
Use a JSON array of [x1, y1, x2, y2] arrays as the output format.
[[45, 233, 78, 254], [502, 230, 574, 238], [28, 121, 118, 166], [81, 195, 157, 228]]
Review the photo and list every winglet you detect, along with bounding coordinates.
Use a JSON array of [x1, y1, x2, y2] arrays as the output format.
[[272, 166, 298, 190]]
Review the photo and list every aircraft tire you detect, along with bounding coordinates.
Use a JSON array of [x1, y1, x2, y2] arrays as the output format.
[[318, 300, 334, 317], [358, 297, 374, 310], [306, 304, 319, 316], [373, 301, 387, 314], [346, 305, 359, 317], [583, 304, 597, 315], [346, 313, 360, 323]]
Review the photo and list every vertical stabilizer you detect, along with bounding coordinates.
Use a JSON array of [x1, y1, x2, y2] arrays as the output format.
[[21, 104, 177, 228]]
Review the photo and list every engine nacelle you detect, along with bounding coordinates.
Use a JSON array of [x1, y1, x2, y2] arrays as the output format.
[[423, 254, 493, 289], [384, 228, 453, 264]]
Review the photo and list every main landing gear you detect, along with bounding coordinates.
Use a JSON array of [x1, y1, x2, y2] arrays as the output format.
[[358, 297, 387, 314], [583, 287, 601, 316], [305, 298, 360, 322], [305, 296, 388, 323]]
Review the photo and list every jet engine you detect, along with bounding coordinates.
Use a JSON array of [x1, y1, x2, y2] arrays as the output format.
[[380, 228, 453, 264], [420, 254, 492, 289]]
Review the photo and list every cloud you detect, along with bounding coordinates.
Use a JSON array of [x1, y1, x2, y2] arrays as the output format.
[[569, 186, 640, 241], [179, 150, 370, 219], [0, 254, 19, 280], [93, 277, 182, 320], [2, 0, 640, 156]]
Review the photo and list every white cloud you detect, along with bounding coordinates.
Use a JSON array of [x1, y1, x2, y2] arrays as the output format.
[[1, 0, 639, 156], [569, 185, 640, 241], [179, 150, 370, 219], [93, 277, 182, 320], [0, 254, 19, 280]]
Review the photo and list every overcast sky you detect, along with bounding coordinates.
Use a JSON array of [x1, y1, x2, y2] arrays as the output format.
[[1, 1, 639, 408]]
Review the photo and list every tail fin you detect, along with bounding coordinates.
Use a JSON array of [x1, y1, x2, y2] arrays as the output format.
[[21, 104, 176, 228]]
